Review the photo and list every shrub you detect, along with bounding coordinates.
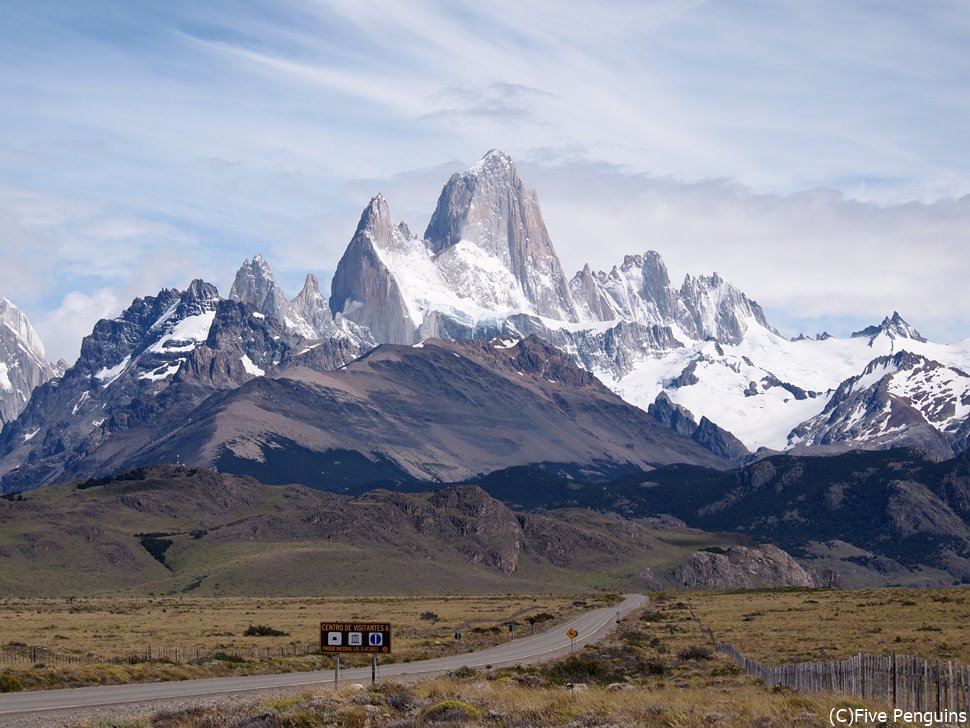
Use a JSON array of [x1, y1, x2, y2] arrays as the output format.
[[678, 645, 714, 661], [94, 719, 150, 728], [378, 683, 416, 712], [419, 611, 438, 621], [470, 626, 501, 634], [279, 709, 325, 727], [245, 624, 289, 637], [211, 652, 249, 664], [424, 699, 480, 722], [0, 673, 23, 692], [448, 665, 477, 680], [541, 654, 610, 685]]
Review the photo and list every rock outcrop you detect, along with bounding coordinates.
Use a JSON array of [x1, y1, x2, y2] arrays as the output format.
[[637, 544, 820, 589]]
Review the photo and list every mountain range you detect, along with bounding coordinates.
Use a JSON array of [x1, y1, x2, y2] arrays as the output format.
[[456, 447, 970, 587], [2, 150, 970, 489]]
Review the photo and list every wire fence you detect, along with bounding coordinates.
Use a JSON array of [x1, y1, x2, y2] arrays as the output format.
[[686, 602, 970, 716], [0, 642, 320, 666]]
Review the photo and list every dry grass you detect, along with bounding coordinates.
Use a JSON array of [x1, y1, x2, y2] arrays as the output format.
[[0, 593, 614, 683], [686, 587, 970, 664], [72, 599, 885, 728]]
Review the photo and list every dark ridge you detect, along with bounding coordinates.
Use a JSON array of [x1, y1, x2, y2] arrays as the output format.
[[214, 436, 416, 491], [140, 536, 173, 568]]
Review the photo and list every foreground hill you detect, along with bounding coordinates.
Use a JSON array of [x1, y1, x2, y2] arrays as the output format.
[[0, 464, 793, 597]]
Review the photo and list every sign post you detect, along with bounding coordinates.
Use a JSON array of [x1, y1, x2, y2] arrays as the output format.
[[567, 628, 578, 653], [320, 621, 392, 687]]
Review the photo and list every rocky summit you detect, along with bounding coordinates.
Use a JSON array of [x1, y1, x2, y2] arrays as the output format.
[[4, 149, 970, 495], [0, 297, 56, 426], [0, 265, 368, 492]]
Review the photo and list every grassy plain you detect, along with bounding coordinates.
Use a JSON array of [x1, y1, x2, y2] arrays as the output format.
[[63, 595, 886, 728], [0, 593, 613, 674], [6, 586, 969, 727], [686, 586, 970, 664]]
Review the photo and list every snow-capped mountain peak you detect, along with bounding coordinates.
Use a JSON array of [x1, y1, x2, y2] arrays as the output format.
[[788, 349, 970, 456], [0, 297, 56, 425], [851, 311, 927, 346], [1, 297, 48, 362], [229, 253, 287, 322], [331, 151, 581, 342], [569, 248, 775, 345], [424, 150, 578, 322]]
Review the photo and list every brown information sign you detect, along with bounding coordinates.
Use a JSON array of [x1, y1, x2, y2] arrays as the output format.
[[320, 621, 392, 654]]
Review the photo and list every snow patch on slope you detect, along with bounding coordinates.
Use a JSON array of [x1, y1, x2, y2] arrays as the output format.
[[95, 355, 131, 386], [138, 361, 184, 382], [149, 310, 216, 353], [240, 355, 265, 377]]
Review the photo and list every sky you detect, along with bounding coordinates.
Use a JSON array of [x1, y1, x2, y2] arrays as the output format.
[[1, 0, 968, 362]]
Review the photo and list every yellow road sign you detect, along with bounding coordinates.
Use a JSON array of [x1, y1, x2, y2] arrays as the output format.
[[566, 628, 578, 639]]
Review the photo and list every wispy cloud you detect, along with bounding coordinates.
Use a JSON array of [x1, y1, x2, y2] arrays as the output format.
[[517, 159, 970, 343], [422, 81, 556, 126], [0, 0, 968, 360]]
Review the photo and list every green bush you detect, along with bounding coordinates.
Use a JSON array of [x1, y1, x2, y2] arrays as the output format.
[[210, 652, 249, 664], [678, 645, 714, 661], [377, 682, 416, 712], [425, 699, 481, 722], [244, 624, 289, 637], [94, 718, 149, 728], [448, 665, 478, 680], [0, 673, 23, 693], [541, 654, 611, 685]]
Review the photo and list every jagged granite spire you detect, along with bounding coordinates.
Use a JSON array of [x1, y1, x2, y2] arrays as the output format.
[[229, 254, 287, 323], [570, 250, 774, 344], [330, 195, 420, 344], [289, 273, 331, 336], [0, 297, 56, 425], [424, 150, 578, 322]]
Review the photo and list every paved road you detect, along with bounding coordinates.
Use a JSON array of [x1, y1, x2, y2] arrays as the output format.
[[0, 594, 645, 724]]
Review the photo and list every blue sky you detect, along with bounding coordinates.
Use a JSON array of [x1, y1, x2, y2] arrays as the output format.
[[1, 0, 968, 360]]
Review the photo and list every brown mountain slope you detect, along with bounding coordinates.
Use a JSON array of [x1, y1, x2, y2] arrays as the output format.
[[128, 336, 727, 488]]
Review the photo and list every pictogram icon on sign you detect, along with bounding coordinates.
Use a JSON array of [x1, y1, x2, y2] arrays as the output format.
[[368, 632, 384, 647], [328, 632, 342, 646], [348, 632, 362, 646]]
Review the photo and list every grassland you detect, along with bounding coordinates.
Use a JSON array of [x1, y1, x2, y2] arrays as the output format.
[[61, 595, 889, 728], [686, 586, 970, 664], [6, 586, 970, 726], [0, 593, 619, 691]]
